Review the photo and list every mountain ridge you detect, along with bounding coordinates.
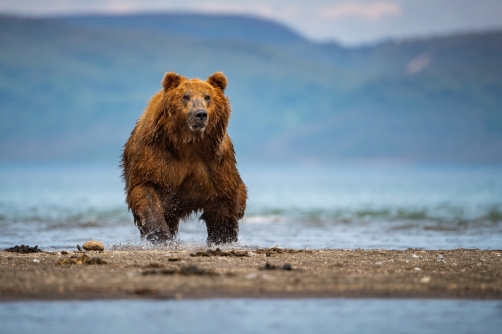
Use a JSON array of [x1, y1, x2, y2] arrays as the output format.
[[0, 14, 501, 163], [55, 12, 308, 46]]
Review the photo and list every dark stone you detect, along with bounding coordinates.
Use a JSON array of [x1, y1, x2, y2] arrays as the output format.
[[282, 263, 292, 270]]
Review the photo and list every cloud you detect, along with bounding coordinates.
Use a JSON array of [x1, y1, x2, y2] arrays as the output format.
[[99, 0, 140, 13], [0, 0, 141, 15], [319, 1, 401, 21], [198, 2, 299, 20]]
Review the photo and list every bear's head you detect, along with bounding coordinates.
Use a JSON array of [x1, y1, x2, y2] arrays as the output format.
[[159, 71, 230, 143]]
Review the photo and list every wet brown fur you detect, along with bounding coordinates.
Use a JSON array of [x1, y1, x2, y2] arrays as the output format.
[[121, 72, 247, 244]]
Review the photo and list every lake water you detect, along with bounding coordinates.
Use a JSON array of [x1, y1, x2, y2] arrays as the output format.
[[1, 299, 502, 334], [1, 163, 502, 333], [0, 163, 501, 250]]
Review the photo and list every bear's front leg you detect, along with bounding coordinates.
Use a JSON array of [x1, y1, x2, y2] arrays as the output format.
[[129, 185, 174, 243], [201, 200, 239, 244]]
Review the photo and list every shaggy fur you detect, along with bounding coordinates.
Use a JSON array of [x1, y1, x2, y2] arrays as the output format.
[[121, 72, 247, 244]]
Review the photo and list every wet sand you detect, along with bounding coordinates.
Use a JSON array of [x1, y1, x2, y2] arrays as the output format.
[[1, 247, 501, 301]]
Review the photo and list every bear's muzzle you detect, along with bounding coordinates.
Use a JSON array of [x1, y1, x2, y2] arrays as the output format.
[[187, 109, 208, 132]]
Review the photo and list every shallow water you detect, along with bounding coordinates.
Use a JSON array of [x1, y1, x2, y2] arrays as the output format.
[[1, 163, 502, 332], [1, 299, 501, 334], [0, 163, 501, 250]]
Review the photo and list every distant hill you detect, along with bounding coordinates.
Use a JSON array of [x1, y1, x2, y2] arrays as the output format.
[[57, 13, 307, 45], [0, 14, 501, 163]]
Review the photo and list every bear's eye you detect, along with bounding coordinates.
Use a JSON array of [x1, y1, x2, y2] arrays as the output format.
[[182, 94, 190, 102], [204, 95, 211, 103]]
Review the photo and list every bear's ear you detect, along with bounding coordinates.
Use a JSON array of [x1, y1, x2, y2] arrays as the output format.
[[162, 72, 184, 91], [207, 72, 227, 91]]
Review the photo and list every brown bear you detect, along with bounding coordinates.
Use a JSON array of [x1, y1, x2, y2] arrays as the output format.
[[121, 71, 247, 244]]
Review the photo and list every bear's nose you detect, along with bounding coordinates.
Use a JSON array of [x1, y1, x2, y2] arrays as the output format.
[[195, 110, 208, 122]]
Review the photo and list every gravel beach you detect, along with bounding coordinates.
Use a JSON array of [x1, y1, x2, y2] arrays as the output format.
[[1, 247, 501, 300]]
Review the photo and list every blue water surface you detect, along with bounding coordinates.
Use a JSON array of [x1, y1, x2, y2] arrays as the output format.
[[1, 299, 502, 334], [0, 163, 501, 250], [1, 164, 502, 334]]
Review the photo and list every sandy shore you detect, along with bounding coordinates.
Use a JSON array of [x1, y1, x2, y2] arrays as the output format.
[[1, 246, 501, 301]]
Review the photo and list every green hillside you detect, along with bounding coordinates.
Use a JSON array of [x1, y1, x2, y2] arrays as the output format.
[[0, 14, 501, 163]]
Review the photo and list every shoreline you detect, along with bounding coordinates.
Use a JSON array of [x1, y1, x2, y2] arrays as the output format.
[[2, 247, 501, 301]]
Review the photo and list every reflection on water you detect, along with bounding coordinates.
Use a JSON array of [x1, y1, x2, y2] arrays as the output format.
[[1, 299, 501, 334], [0, 163, 501, 250]]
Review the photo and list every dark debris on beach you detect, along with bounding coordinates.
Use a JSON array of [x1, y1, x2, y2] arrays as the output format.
[[190, 248, 250, 257], [4, 245, 43, 254], [190, 246, 311, 258], [56, 254, 107, 265], [143, 265, 217, 276], [260, 262, 293, 271]]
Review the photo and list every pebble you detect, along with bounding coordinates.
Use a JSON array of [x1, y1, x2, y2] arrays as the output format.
[[411, 254, 419, 258], [246, 272, 258, 279], [82, 240, 105, 251], [262, 262, 277, 270], [282, 263, 292, 270], [414, 267, 421, 271], [419, 276, 431, 284]]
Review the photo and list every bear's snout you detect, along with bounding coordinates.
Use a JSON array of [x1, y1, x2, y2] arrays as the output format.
[[195, 110, 208, 122], [187, 108, 209, 132]]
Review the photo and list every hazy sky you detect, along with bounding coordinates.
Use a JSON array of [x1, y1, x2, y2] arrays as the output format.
[[1, 0, 502, 45]]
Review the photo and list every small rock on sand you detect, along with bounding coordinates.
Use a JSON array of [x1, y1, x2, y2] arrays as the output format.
[[82, 240, 104, 251], [419, 276, 431, 284], [282, 263, 292, 270]]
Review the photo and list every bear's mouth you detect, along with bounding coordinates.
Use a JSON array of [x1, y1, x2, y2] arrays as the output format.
[[189, 124, 206, 132]]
